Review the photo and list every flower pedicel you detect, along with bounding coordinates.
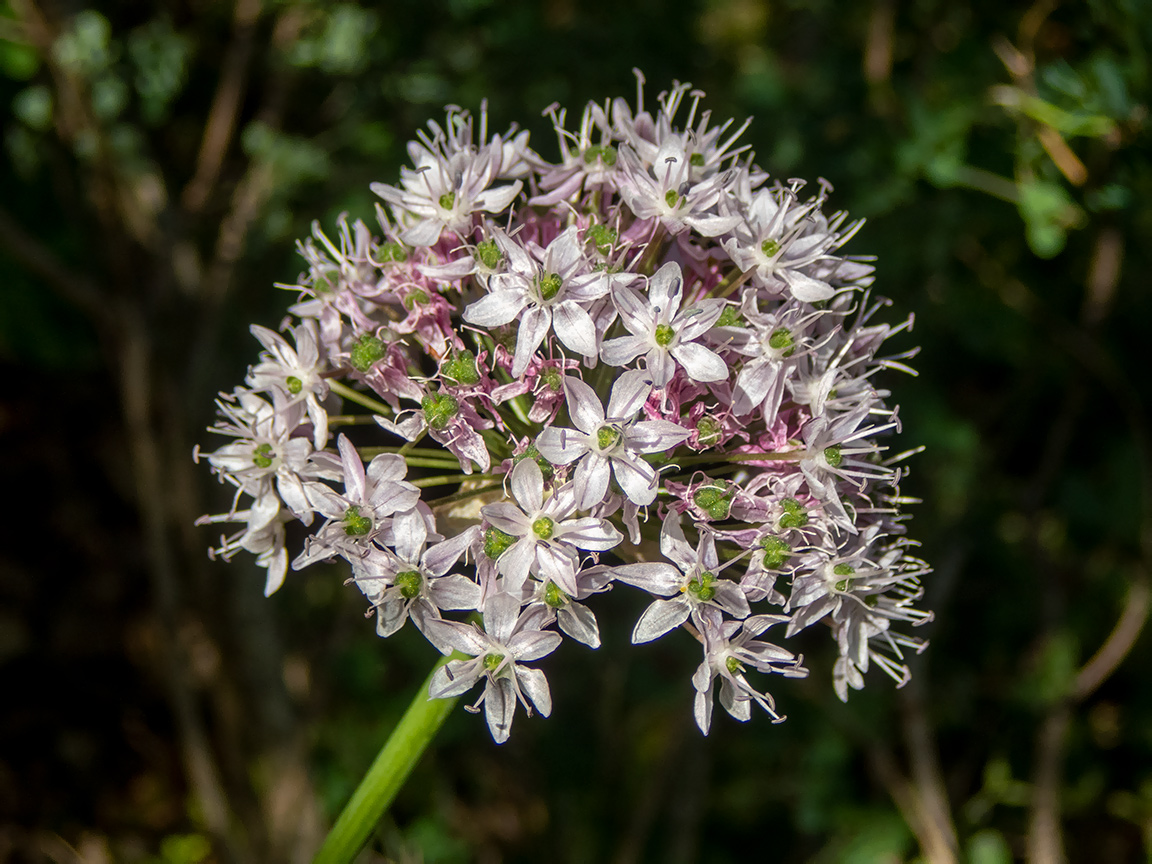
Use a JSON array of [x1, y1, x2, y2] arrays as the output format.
[[198, 71, 932, 743]]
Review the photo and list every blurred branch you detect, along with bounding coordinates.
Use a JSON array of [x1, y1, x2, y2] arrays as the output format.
[[182, 0, 263, 213], [0, 204, 107, 322]]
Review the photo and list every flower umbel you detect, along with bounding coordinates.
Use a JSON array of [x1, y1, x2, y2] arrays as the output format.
[[198, 73, 930, 745]]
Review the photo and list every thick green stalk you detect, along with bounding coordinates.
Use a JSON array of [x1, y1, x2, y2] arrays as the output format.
[[313, 653, 461, 864]]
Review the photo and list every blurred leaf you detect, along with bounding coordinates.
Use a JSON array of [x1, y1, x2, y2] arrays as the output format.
[[127, 17, 193, 124], [966, 828, 1012, 864], [12, 83, 51, 130], [0, 39, 40, 79], [52, 9, 116, 76], [1017, 178, 1083, 257]]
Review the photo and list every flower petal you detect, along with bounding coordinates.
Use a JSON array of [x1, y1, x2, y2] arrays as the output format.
[[632, 598, 691, 643], [563, 376, 605, 434], [512, 306, 551, 378], [463, 290, 529, 327], [670, 341, 728, 383], [552, 301, 599, 358]]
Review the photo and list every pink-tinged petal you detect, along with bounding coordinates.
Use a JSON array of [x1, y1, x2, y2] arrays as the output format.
[[431, 622, 489, 658], [392, 506, 427, 564], [536, 426, 590, 465], [367, 453, 408, 485], [694, 675, 716, 735], [612, 455, 658, 506], [645, 347, 673, 388], [485, 677, 516, 743], [401, 217, 445, 247], [573, 453, 611, 510], [423, 526, 478, 576], [370, 482, 421, 517], [712, 581, 751, 619], [686, 213, 742, 237], [555, 515, 621, 550], [611, 562, 682, 595], [535, 543, 579, 596], [484, 592, 524, 643], [660, 511, 696, 572], [558, 603, 600, 647], [606, 370, 652, 420], [563, 376, 605, 434], [699, 533, 719, 570], [304, 482, 349, 519], [428, 574, 482, 610], [781, 269, 836, 302], [601, 334, 648, 367], [528, 172, 585, 206], [375, 596, 409, 638], [429, 659, 482, 697], [463, 290, 529, 327], [510, 457, 544, 513], [512, 306, 551, 378], [497, 538, 537, 592], [473, 180, 523, 213], [545, 482, 579, 520], [546, 226, 583, 275], [670, 341, 728, 383], [509, 630, 563, 663], [785, 594, 838, 636], [552, 301, 598, 358], [632, 598, 692, 643], [648, 261, 684, 322], [481, 501, 531, 535], [516, 666, 553, 716], [732, 358, 778, 413], [262, 547, 288, 597], [612, 284, 656, 336], [675, 299, 726, 341], [337, 434, 365, 502], [626, 419, 691, 453]]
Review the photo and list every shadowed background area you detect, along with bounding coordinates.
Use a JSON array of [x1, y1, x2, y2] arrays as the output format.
[[1, 0, 1150, 862]]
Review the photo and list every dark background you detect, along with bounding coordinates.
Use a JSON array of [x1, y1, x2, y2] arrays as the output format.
[[2, 0, 1150, 861]]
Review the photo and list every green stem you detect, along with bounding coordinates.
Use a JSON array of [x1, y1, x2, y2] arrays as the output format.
[[413, 473, 497, 489], [672, 449, 805, 466], [329, 380, 392, 416], [426, 482, 504, 509], [313, 653, 462, 864]]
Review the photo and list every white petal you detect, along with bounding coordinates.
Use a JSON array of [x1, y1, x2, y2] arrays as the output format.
[[782, 270, 836, 302], [611, 562, 682, 595], [497, 538, 537, 592], [632, 598, 692, 643], [659, 511, 696, 573], [517, 666, 553, 716], [606, 369, 652, 420], [648, 261, 684, 322], [510, 456, 545, 512], [552, 301, 598, 357], [512, 306, 551, 377], [485, 677, 516, 743], [536, 426, 590, 465], [391, 506, 427, 564], [574, 453, 611, 510], [645, 347, 673, 388], [555, 515, 621, 550], [429, 660, 481, 699], [557, 603, 601, 648], [463, 290, 528, 327], [611, 284, 656, 336], [563, 376, 605, 434], [474, 180, 523, 213], [626, 419, 691, 453], [670, 341, 728, 383], [612, 455, 658, 506], [600, 334, 648, 367]]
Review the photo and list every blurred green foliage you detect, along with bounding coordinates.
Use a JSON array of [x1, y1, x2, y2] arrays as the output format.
[[2, 0, 1151, 861]]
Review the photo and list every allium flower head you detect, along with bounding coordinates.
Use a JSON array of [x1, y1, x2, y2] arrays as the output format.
[[199, 72, 931, 742]]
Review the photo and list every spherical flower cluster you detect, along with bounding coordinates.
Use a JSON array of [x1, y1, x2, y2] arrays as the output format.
[[197, 72, 932, 743]]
